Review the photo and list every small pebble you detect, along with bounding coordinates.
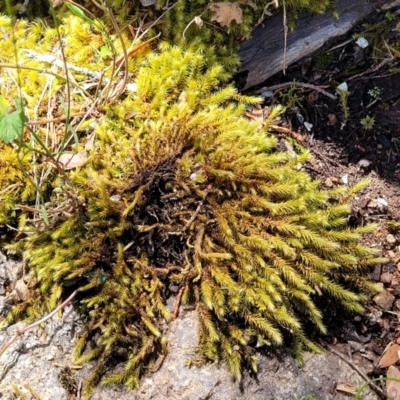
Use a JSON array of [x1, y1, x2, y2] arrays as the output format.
[[373, 291, 395, 311], [387, 250, 396, 259], [348, 340, 363, 352], [304, 122, 313, 131], [390, 285, 400, 296], [376, 198, 388, 208], [261, 90, 273, 98], [325, 178, 333, 187], [358, 158, 372, 169], [356, 37, 369, 48], [380, 272, 392, 284], [327, 114, 337, 125], [387, 234, 397, 245]]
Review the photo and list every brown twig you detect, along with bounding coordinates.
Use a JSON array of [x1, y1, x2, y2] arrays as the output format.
[[115, 34, 160, 67], [253, 81, 337, 100], [270, 124, 306, 142], [172, 286, 185, 321], [0, 289, 79, 358], [181, 184, 212, 233], [326, 344, 386, 399], [348, 58, 392, 81], [53, 363, 83, 370]]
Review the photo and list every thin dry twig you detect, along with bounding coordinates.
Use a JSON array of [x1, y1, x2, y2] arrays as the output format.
[[326, 344, 387, 399], [115, 34, 160, 67], [348, 57, 393, 81], [181, 184, 212, 232], [0, 290, 79, 358], [253, 81, 337, 100], [270, 124, 306, 142], [172, 286, 185, 321], [255, 0, 279, 28]]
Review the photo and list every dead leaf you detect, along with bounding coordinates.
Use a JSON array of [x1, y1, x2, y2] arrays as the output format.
[[243, 106, 264, 123], [124, 110, 138, 120], [14, 278, 29, 301], [336, 383, 358, 395], [57, 152, 88, 170], [209, 2, 243, 27], [84, 132, 96, 152], [387, 365, 400, 400], [378, 342, 400, 368]]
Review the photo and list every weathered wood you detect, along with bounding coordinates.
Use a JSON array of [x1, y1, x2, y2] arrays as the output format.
[[238, 0, 385, 90]]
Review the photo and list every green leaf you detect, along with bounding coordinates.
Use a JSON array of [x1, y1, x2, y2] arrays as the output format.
[[41, 204, 49, 226], [0, 96, 28, 144], [0, 95, 9, 119], [66, 3, 95, 25]]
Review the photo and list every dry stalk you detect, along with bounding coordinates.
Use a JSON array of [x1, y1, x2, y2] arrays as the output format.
[[0, 289, 78, 358]]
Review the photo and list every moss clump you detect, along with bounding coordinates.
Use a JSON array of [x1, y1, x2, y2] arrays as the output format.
[[0, 0, 337, 74], [0, 7, 384, 400]]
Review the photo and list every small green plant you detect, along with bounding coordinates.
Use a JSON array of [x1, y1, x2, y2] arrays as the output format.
[[360, 115, 375, 130], [368, 87, 382, 100], [279, 83, 303, 109], [0, 96, 27, 144], [385, 11, 396, 22]]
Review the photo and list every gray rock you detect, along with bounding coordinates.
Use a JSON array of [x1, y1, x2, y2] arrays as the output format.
[[373, 291, 396, 311], [0, 309, 379, 400]]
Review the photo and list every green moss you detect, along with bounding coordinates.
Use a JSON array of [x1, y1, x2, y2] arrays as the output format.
[[0, 4, 385, 399], [315, 51, 335, 70], [1, 0, 337, 74]]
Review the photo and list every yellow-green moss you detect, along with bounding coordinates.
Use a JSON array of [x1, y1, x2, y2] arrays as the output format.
[[0, 5, 384, 399], [1, 0, 337, 74]]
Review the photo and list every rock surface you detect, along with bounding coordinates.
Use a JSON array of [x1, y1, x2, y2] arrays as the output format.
[[0, 309, 380, 400], [0, 254, 379, 400]]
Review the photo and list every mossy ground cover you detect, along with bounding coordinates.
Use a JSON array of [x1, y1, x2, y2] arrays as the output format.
[[0, 1, 387, 398]]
